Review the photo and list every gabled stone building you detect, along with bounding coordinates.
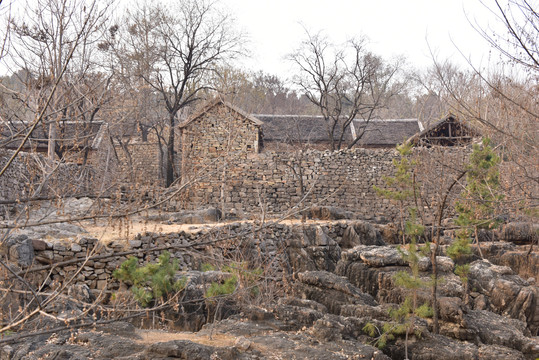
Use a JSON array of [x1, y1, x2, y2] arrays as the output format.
[[178, 99, 263, 182]]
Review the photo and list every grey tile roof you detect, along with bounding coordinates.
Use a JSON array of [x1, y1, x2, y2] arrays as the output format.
[[256, 114, 420, 147]]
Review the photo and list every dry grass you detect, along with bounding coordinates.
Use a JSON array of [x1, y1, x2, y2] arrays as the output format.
[[135, 329, 238, 347], [80, 216, 344, 244], [81, 221, 208, 243]]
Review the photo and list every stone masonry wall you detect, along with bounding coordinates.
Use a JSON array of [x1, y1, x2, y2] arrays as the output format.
[[180, 104, 260, 183], [0, 149, 92, 205], [180, 147, 472, 222], [112, 141, 163, 187], [26, 221, 349, 292], [0, 149, 38, 202]]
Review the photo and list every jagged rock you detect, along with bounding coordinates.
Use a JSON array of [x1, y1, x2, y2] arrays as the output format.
[[286, 226, 337, 247], [377, 223, 399, 244], [437, 274, 465, 299], [480, 241, 539, 280], [468, 259, 538, 334], [234, 336, 251, 351], [392, 333, 478, 360], [342, 245, 406, 267], [303, 226, 337, 246], [286, 226, 341, 272], [339, 303, 392, 321], [304, 246, 341, 273], [477, 344, 527, 360], [287, 247, 318, 272], [198, 316, 391, 360], [336, 259, 389, 298], [499, 222, 539, 244], [437, 256, 456, 272], [464, 309, 538, 354], [278, 297, 328, 313], [145, 340, 240, 360], [417, 256, 455, 273], [0, 345, 13, 360], [292, 271, 376, 314], [309, 314, 347, 341], [308, 206, 355, 220], [340, 221, 385, 248], [297, 271, 376, 304], [438, 297, 465, 325], [7, 235, 34, 267], [272, 303, 325, 330], [6, 329, 143, 360], [337, 250, 465, 307]]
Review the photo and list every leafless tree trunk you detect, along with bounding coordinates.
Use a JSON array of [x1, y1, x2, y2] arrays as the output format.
[[117, 0, 243, 187], [289, 30, 404, 150]]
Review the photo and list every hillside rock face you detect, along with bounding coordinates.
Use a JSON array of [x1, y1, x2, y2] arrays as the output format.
[[468, 260, 539, 335], [2, 220, 538, 359]]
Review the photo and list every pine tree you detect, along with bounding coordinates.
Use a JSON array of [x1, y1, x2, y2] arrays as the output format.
[[113, 251, 186, 307], [447, 138, 503, 303]]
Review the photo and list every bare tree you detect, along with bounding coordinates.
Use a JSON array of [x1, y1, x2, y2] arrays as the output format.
[[427, 1, 539, 220], [290, 30, 404, 150], [5, 0, 113, 165], [120, 0, 243, 187]]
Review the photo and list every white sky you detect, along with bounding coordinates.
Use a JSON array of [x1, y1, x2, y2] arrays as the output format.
[[2, 0, 507, 78], [222, 0, 502, 79]]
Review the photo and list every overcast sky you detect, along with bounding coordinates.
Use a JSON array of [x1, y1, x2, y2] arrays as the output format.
[[2, 0, 507, 78], [222, 0, 502, 79]]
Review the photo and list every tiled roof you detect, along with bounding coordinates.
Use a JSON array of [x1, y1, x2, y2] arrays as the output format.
[[256, 114, 420, 147]]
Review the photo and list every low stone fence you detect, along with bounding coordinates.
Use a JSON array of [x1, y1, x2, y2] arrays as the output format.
[[13, 221, 350, 293]]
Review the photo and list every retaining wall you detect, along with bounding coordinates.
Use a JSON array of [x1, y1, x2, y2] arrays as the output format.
[[180, 147, 471, 221]]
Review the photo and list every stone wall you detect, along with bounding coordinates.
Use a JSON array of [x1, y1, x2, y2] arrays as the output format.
[[25, 221, 349, 291], [180, 147, 472, 222], [111, 140, 164, 187], [0, 149, 93, 204], [0, 149, 38, 201]]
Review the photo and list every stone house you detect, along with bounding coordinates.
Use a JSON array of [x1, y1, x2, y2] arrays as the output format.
[[178, 99, 263, 182]]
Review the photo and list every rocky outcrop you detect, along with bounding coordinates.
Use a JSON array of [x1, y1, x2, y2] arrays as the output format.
[[499, 222, 539, 245], [479, 241, 538, 280], [467, 260, 538, 334], [336, 245, 463, 305], [340, 221, 385, 248], [3, 219, 539, 359], [291, 271, 376, 314], [285, 226, 341, 272], [1, 235, 34, 267]]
